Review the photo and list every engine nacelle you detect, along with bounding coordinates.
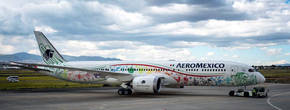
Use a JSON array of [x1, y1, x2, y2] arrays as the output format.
[[132, 76, 162, 94]]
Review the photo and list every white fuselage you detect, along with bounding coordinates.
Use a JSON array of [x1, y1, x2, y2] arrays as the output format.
[[43, 61, 265, 87]]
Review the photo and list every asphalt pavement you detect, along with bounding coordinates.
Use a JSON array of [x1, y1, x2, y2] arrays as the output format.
[[0, 83, 289, 110]]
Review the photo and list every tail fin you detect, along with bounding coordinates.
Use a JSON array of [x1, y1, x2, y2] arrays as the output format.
[[34, 31, 66, 65]]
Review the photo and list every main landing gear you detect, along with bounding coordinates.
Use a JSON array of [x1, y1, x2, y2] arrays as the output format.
[[117, 88, 133, 95], [118, 82, 133, 95]]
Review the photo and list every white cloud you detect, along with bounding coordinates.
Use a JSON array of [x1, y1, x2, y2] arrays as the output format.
[[193, 19, 287, 37], [54, 40, 196, 61], [129, 18, 289, 38], [142, 21, 192, 35], [0, 0, 71, 34], [207, 52, 215, 56], [34, 26, 57, 34], [105, 24, 121, 31], [231, 0, 290, 18], [0, 35, 37, 54], [87, 1, 151, 30], [0, 36, 15, 54], [10, 36, 22, 43], [232, 55, 240, 58], [223, 46, 251, 50], [223, 42, 277, 50], [126, 0, 290, 38], [0, 0, 289, 65], [28, 49, 40, 55], [147, 3, 195, 15], [170, 41, 208, 48], [232, 0, 266, 13], [270, 60, 288, 65], [261, 47, 282, 56]]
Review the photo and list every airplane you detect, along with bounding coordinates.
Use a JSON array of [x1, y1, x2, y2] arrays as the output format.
[[5, 31, 265, 95]]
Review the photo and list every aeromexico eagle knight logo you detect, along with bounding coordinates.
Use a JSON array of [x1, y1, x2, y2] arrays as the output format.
[[39, 43, 55, 60], [43, 49, 54, 60], [39, 43, 63, 64]]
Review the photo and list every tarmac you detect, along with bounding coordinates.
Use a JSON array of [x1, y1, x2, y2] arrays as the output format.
[[0, 83, 289, 110]]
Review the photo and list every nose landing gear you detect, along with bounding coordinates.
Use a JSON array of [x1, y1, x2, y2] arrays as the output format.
[[228, 86, 269, 98]]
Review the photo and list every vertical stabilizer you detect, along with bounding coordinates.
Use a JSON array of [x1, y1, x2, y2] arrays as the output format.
[[34, 31, 66, 65]]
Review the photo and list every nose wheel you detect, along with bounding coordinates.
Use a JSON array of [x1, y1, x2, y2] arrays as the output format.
[[118, 88, 133, 95]]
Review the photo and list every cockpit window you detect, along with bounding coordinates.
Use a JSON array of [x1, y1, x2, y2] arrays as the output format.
[[248, 69, 255, 72]]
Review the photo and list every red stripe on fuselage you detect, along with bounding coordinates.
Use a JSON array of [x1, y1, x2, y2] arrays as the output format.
[[111, 64, 222, 77]]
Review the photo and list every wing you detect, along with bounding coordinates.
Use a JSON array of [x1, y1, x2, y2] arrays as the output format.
[[3, 61, 133, 82]]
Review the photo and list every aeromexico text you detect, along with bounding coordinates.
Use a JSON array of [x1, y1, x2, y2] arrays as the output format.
[[176, 63, 225, 68]]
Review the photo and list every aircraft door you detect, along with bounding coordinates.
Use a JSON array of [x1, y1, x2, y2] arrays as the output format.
[[230, 66, 238, 75]]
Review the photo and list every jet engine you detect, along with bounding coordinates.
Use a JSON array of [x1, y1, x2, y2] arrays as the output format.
[[132, 76, 162, 94]]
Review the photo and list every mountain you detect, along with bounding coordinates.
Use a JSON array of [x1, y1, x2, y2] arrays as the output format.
[[277, 64, 290, 66], [0, 52, 121, 62], [0, 52, 41, 62]]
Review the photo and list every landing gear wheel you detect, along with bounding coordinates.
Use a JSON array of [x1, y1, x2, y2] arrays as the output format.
[[253, 92, 257, 97], [127, 89, 132, 95], [244, 92, 249, 97], [118, 88, 132, 95], [118, 88, 124, 95], [229, 90, 235, 96]]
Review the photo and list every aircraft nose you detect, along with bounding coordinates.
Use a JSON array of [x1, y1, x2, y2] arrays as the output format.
[[257, 72, 265, 84]]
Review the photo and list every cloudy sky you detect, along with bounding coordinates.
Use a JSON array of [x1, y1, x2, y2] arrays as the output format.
[[0, 0, 289, 65]]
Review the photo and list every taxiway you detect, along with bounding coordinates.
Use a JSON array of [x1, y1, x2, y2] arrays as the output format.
[[0, 83, 289, 110]]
